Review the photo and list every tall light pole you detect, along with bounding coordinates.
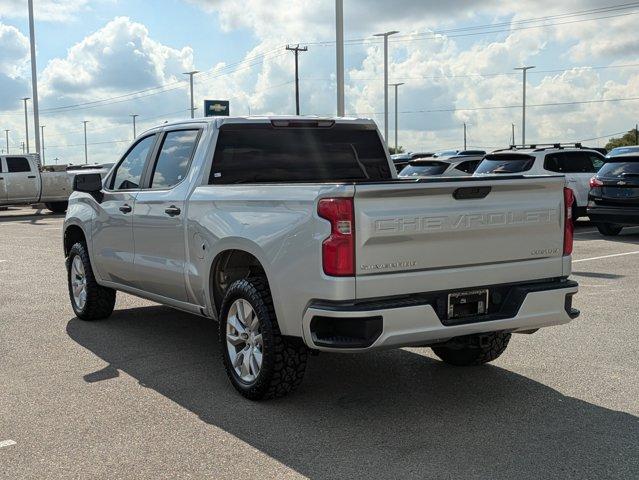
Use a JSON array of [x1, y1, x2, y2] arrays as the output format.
[[286, 45, 308, 115], [463, 122, 467, 150], [389, 82, 404, 153], [373, 30, 399, 143], [515, 66, 535, 145], [82, 120, 89, 164], [27, 0, 41, 158], [511, 123, 515, 146], [21, 97, 30, 153], [130, 114, 139, 139], [183, 71, 199, 118], [40, 125, 45, 165], [335, 0, 345, 116], [4, 129, 9, 154]]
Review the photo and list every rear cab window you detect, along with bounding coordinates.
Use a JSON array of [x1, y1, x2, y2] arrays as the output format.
[[210, 122, 391, 184], [475, 154, 535, 174]]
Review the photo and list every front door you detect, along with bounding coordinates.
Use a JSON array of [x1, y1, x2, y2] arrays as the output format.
[[0, 158, 7, 203], [92, 134, 157, 287], [5, 156, 39, 203], [132, 128, 201, 302]]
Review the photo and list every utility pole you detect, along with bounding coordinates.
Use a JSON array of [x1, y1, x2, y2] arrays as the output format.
[[635, 123, 638, 145], [4, 130, 9, 154], [463, 122, 467, 150], [40, 125, 45, 165], [515, 66, 535, 145], [21, 142, 25, 154], [83, 120, 89, 164], [511, 123, 515, 145], [373, 30, 399, 143], [389, 82, 404, 153], [27, 0, 41, 158], [335, 0, 345, 116], [182, 71, 199, 118], [130, 114, 139, 139], [22, 97, 30, 153], [286, 45, 308, 115]]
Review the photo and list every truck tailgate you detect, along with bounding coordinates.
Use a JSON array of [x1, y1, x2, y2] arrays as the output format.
[[354, 176, 567, 298]]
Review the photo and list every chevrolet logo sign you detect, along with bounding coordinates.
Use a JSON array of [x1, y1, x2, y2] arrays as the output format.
[[204, 100, 229, 117], [209, 103, 227, 112]]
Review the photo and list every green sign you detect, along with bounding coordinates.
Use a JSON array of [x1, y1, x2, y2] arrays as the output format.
[[204, 100, 230, 117]]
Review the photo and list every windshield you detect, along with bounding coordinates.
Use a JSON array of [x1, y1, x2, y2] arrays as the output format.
[[607, 146, 639, 158], [475, 154, 535, 174], [399, 161, 449, 177], [598, 159, 639, 177]]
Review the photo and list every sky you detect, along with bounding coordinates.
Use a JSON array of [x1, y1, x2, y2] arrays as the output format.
[[0, 0, 638, 164]]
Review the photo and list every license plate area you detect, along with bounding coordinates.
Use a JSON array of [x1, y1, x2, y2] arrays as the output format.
[[447, 289, 489, 319]]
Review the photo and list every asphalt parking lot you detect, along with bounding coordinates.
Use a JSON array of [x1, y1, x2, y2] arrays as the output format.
[[1, 206, 638, 479]]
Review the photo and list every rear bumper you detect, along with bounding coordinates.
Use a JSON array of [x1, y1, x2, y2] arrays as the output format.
[[302, 279, 578, 352], [587, 204, 639, 226]]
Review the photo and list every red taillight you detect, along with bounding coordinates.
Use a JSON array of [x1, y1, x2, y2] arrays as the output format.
[[563, 187, 574, 256], [318, 198, 355, 276], [589, 177, 603, 188]]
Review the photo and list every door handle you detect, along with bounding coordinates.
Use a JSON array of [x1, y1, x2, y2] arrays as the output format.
[[119, 204, 132, 214], [164, 205, 181, 216], [28, 175, 36, 179]]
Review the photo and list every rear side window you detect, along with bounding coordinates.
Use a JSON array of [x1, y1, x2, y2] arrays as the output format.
[[598, 159, 639, 177], [6, 157, 31, 172], [210, 124, 391, 184], [400, 161, 448, 177], [544, 152, 599, 173], [455, 160, 480, 173], [111, 134, 156, 190], [475, 154, 534, 174], [150, 130, 200, 189]]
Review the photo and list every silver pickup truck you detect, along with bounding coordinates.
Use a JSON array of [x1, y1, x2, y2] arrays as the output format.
[[63, 117, 579, 400]]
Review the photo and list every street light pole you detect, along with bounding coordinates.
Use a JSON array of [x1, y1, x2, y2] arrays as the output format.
[[389, 82, 404, 153], [183, 71, 199, 118], [22, 97, 30, 153], [40, 125, 45, 165], [515, 66, 535, 145], [27, 0, 41, 158], [130, 114, 139, 139], [83, 120, 89, 164], [511, 123, 515, 146], [463, 122, 467, 150], [373, 31, 399, 143], [335, 0, 345, 116], [4, 130, 9, 154]]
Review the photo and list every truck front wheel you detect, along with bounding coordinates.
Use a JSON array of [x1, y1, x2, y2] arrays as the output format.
[[66, 242, 116, 320], [432, 332, 511, 366], [219, 277, 308, 400]]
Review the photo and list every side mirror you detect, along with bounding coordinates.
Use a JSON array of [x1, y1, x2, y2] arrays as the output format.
[[73, 173, 103, 193]]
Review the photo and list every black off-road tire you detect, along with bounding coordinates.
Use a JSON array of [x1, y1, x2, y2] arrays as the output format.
[[219, 277, 308, 400], [596, 223, 623, 236], [66, 242, 116, 320], [45, 201, 68, 214], [432, 332, 511, 366]]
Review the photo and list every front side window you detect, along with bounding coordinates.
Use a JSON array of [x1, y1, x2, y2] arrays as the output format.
[[111, 135, 156, 190], [6, 157, 31, 173], [150, 130, 200, 189]]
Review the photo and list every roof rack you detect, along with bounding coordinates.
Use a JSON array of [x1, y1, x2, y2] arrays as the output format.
[[506, 143, 584, 151]]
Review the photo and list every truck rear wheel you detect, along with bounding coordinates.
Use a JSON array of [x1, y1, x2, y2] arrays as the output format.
[[432, 332, 511, 366], [219, 277, 308, 400], [45, 201, 68, 214], [596, 223, 623, 236], [66, 242, 116, 320]]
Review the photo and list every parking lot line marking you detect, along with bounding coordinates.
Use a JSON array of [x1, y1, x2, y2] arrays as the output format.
[[0, 440, 16, 448], [574, 251, 639, 263]]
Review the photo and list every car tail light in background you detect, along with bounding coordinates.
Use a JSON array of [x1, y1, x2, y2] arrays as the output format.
[[318, 198, 355, 276], [589, 177, 603, 188], [563, 187, 574, 256]]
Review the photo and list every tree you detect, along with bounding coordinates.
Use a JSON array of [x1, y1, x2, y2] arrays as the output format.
[[388, 146, 405, 154], [605, 127, 639, 150]]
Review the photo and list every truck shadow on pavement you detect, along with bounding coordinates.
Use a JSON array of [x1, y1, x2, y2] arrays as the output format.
[[0, 210, 64, 224], [67, 307, 638, 479]]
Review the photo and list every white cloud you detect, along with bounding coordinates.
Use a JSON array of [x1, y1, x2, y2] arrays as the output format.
[[0, 0, 89, 22], [0, 21, 30, 110]]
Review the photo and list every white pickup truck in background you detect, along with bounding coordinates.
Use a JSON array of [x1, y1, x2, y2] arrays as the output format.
[[0, 154, 109, 213]]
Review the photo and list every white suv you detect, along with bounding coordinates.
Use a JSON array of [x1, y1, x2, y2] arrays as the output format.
[[474, 144, 605, 217]]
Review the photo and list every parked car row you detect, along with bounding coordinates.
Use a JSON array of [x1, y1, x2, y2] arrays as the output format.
[[397, 143, 639, 233]]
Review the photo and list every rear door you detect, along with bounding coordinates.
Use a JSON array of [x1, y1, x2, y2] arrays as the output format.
[[353, 176, 567, 298], [545, 151, 603, 208], [4, 156, 39, 202], [92, 133, 158, 287], [132, 128, 202, 302]]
